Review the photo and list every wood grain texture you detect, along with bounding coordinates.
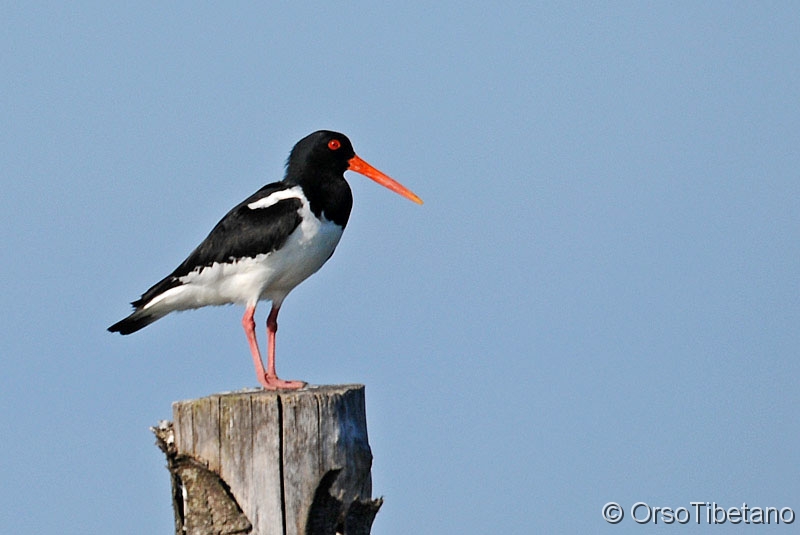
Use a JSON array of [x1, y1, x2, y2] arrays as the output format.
[[169, 385, 377, 535]]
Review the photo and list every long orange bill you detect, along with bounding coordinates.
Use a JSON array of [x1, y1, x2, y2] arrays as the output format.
[[348, 155, 423, 205]]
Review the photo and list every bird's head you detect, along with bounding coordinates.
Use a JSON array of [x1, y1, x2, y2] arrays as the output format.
[[287, 130, 423, 204]]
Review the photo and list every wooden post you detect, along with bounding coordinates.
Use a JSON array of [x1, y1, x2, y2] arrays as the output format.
[[152, 384, 382, 535]]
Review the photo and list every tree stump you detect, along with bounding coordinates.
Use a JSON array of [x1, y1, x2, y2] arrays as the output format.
[[152, 384, 382, 535]]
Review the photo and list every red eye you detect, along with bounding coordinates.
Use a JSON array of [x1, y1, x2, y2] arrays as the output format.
[[328, 139, 341, 150]]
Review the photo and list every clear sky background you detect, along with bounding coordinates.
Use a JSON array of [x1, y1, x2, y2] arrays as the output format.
[[2, 3, 798, 534]]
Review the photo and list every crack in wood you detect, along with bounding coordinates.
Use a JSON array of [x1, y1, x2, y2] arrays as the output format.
[[277, 395, 287, 535], [305, 469, 383, 535], [153, 421, 252, 535]]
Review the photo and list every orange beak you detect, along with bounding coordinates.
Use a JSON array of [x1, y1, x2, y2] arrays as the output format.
[[348, 155, 423, 205]]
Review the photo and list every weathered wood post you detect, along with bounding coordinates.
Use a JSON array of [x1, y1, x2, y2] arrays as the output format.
[[152, 384, 382, 535]]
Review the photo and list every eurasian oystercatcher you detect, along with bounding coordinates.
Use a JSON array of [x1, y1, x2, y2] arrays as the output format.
[[108, 130, 422, 390]]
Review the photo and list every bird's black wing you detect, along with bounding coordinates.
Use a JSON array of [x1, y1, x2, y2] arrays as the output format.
[[131, 183, 303, 308]]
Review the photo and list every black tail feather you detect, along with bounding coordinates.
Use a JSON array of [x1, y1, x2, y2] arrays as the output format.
[[108, 312, 160, 335], [110, 275, 181, 335]]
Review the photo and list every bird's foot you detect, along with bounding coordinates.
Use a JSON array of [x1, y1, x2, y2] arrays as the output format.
[[259, 374, 307, 391]]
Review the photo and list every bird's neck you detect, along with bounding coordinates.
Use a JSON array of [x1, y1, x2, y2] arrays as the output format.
[[286, 169, 353, 228]]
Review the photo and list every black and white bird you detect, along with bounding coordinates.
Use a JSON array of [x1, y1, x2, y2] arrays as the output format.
[[108, 130, 422, 389]]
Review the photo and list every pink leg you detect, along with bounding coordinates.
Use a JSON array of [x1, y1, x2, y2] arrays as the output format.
[[242, 306, 269, 386], [264, 303, 306, 390], [266, 305, 280, 377], [241, 304, 305, 390]]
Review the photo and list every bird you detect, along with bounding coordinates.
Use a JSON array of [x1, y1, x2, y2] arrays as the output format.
[[108, 130, 422, 390]]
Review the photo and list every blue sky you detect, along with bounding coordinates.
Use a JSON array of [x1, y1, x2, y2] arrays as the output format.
[[2, 3, 798, 533]]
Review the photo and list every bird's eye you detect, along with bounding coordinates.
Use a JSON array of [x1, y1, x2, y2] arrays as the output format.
[[328, 139, 341, 150]]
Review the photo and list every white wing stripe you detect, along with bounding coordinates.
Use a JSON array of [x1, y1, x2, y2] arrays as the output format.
[[247, 186, 304, 210]]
